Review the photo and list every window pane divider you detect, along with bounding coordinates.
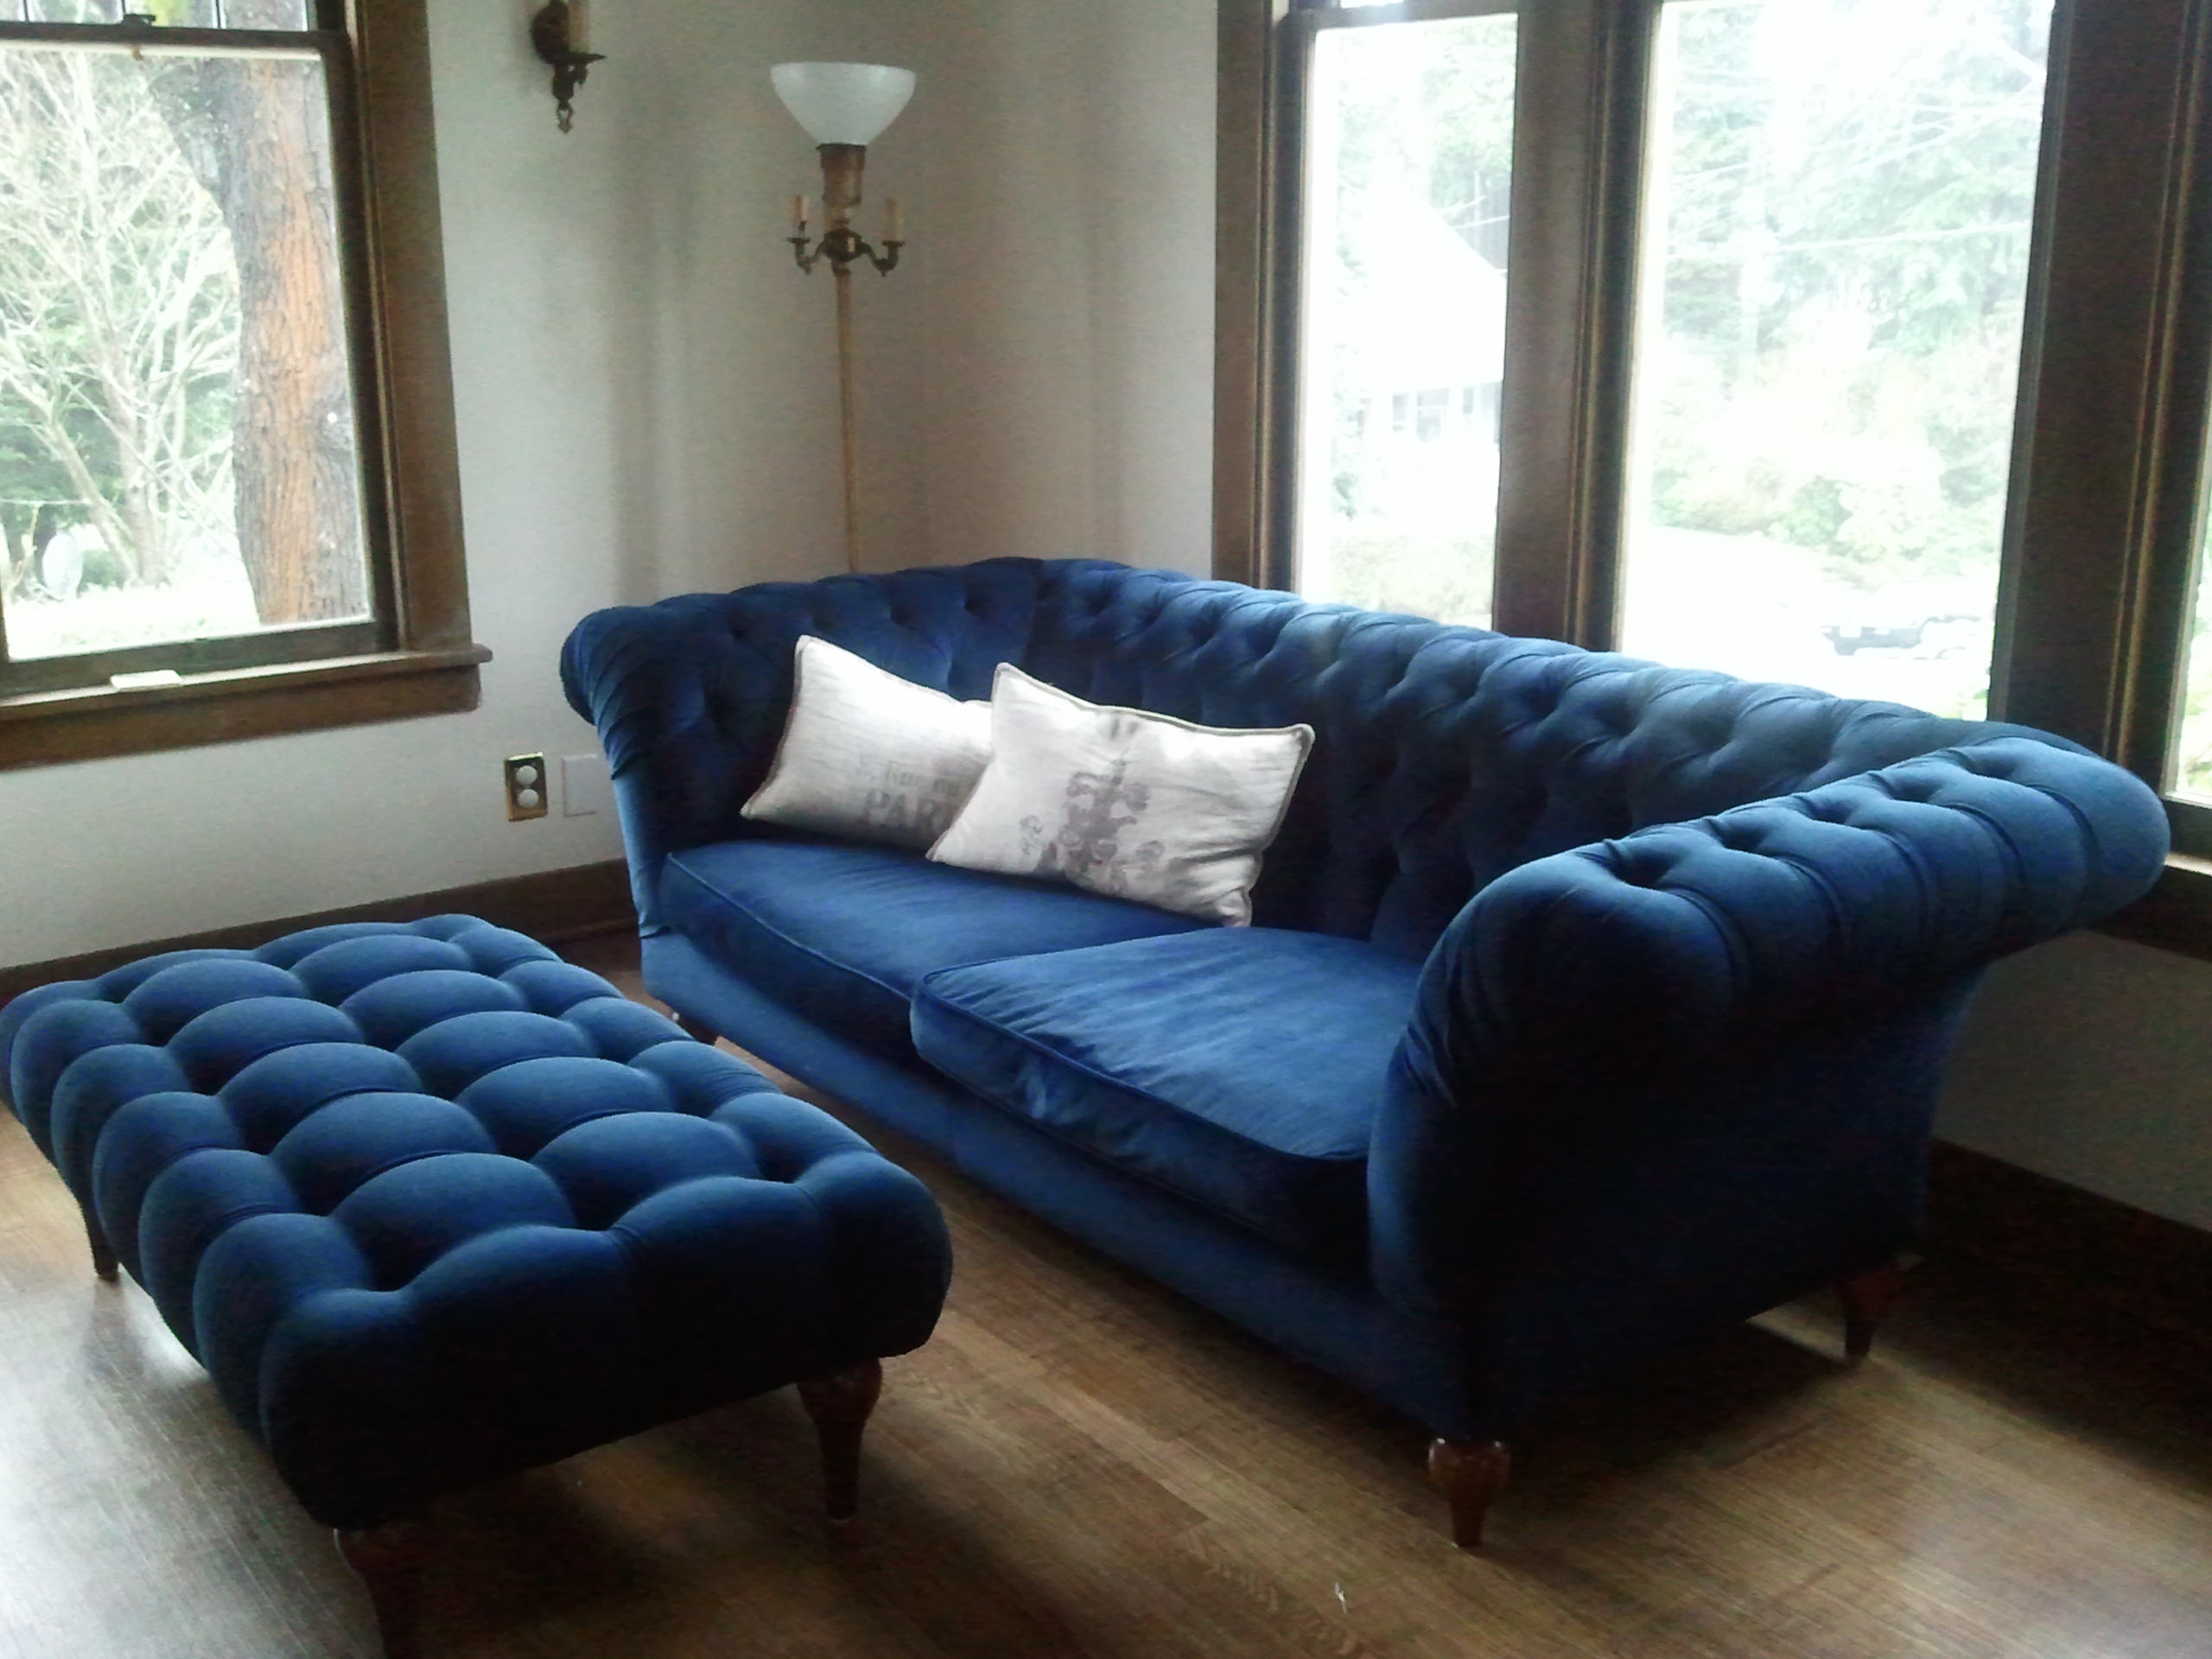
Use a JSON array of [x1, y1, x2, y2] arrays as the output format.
[[0, 642, 487, 770], [0, 641, 486, 716], [0, 620, 385, 696], [1993, 0, 2209, 760], [1488, 0, 1652, 645], [1305, 0, 1523, 32], [0, 21, 336, 50]]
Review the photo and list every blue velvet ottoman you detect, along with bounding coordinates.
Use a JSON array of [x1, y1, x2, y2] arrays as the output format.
[[0, 914, 952, 1656]]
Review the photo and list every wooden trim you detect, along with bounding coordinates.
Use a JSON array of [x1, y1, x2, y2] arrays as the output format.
[[0, 645, 488, 768], [354, 0, 473, 656], [1212, 0, 1275, 588], [1993, 0, 2209, 750], [0, 619, 385, 697], [2111, 0, 2212, 838], [1490, 0, 1651, 645], [1259, 7, 1316, 594], [0, 857, 637, 1006], [2096, 852, 2212, 962], [1926, 1141, 2212, 1351], [1307, 0, 1520, 22], [0, 20, 326, 47]]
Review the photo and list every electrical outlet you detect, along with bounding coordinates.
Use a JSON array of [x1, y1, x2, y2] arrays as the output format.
[[505, 753, 550, 821]]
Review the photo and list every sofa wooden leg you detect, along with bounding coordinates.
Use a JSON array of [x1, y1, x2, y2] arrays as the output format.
[[77, 1195, 118, 1283], [1427, 1438, 1511, 1548], [798, 1357, 883, 1522], [1838, 1260, 1908, 1360], [336, 1520, 428, 1659], [674, 1011, 721, 1046]]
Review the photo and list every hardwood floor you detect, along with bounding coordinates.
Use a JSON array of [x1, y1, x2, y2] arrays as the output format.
[[3, 933, 2208, 1657]]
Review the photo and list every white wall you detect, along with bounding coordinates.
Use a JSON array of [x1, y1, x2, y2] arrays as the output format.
[[1941, 933, 2212, 1230], [887, 0, 1218, 573]]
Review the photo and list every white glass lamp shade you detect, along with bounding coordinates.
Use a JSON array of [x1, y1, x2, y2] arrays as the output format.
[[771, 62, 917, 145]]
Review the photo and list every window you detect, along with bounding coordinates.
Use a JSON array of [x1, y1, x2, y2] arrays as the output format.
[[1617, 0, 2050, 717], [0, 0, 480, 769], [1219, 0, 2212, 951], [1289, 2, 1517, 627]]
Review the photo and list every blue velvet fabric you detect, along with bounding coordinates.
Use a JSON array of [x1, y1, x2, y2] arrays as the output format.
[[562, 557, 2109, 953], [0, 916, 951, 1530], [564, 559, 2173, 1448], [914, 929, 1419, 1264], [659, 836, 1204, 1059], [1372, 735, 2174, 1319], [642, 930, 975, 1149]]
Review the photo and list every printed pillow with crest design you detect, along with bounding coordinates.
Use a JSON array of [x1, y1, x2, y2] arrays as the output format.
[[927, 663, 1313, 925]]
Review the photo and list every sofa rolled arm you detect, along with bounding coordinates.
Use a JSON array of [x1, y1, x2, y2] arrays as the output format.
[[1414, 737, 2164, 1087], [1369, 737, 2168, 1318], [562, 594, 805, 932], [563, 563, 1061, 933]]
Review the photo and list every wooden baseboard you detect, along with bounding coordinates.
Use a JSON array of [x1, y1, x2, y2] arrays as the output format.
[[0, 858, 635, 1007], [1926, 1141, 2212, 1349]]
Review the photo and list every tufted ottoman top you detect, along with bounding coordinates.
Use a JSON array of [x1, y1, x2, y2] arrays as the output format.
[[0, 914, 951, 1530]]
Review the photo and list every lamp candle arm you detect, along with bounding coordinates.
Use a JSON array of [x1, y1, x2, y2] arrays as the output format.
[[786, 144, 905, 274], [788, 230, 900, 276]]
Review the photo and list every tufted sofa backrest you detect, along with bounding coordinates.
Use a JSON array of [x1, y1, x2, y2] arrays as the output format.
[[563, 558, 2081, 957]]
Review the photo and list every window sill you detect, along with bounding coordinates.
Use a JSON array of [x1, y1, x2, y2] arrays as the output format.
[[2098, 853, 2212, 963], [0, 645, 492, 770]]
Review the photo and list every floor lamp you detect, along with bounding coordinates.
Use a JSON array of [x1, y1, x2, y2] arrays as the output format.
[[773, 61, 915, 574]]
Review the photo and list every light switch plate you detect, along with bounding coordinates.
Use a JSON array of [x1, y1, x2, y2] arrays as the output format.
[[562, 753, 613, 817]]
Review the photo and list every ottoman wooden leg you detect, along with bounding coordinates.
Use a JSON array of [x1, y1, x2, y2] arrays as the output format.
[[798, 1357, 883, 1522], [674, 1011, 721, 1046], [337, 1521, 428, 1659], [76, 1195, 118, 1283]]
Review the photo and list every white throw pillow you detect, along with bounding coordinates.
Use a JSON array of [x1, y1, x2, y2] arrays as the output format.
[[741, 635, 993, 850], [927, 663, 1314, 925]]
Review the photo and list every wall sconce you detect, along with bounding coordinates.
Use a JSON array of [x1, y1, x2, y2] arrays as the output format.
[[773, 61, 915, 572], [530, 0, 603, 133]]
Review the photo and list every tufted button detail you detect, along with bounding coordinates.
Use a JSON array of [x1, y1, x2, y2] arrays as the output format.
[[558, 556, 2117, 952], [0, 913, 952, 1534]]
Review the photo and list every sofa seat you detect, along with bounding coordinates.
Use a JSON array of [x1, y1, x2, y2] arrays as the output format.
[[659, 838, 1206, 1059], [914, 929, 1423, 1266]]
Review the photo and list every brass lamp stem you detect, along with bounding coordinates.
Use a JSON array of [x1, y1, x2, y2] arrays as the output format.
[[836, 263, 861, 573], [786, 142, 905, 574]]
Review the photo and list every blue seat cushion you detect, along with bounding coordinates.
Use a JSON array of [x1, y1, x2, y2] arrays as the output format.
[[658, 837, 1206, 1059], [912, 928, 1421, 1267]]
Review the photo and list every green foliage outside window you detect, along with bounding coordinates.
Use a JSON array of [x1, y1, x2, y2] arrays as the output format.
[[1645, 0, 2049, 600]]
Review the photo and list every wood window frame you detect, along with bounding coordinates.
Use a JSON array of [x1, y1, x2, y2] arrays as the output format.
[[0, 0, 486, 771], [1217, 0, 2212, 961], [1215, 0, 1651, 637]]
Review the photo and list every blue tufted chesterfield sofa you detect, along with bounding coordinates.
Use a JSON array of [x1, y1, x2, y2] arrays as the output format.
[[563, 557, 2170, 1544]]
